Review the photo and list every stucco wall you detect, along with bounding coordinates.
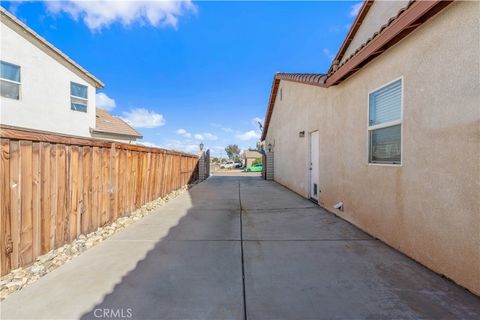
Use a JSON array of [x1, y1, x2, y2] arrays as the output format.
[[0, 19, 96, 137], [265, 1, 480, 295]]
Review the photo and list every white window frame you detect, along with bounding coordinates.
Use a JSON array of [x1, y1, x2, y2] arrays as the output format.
[[0, 60, 21, 100], [70, 82, 88, 113], [367, 76, 403, 166]]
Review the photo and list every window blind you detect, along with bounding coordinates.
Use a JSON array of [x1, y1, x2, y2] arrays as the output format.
[[369, 79, 402, 126]]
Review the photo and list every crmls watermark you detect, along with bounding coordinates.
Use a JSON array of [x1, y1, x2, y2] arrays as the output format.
[[93, 308, 133, 319]]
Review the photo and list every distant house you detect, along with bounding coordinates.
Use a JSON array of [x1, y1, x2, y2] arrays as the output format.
[[261, 1, 479, 295], [0, 8, 140, 143], [242, 149, 262, 167], [91, 108, 142, 143]]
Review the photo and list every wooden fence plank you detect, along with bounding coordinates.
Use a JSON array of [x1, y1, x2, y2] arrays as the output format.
[[117, 149, 126, 217], [81, 147, 92, 234], [132, 152, 138, 211], [49, 145, 57, 250], [77, 147, 84, 237], [19, 141, 34, 265], [8, 141, 20, 270], [69, 146, 79, 241], [55, 144, 66, 248], [91, 147, 101, 231], [32, 143, 41, 258], [126, 150, 132, 215], [1, 139, 12, 275], [101, 148, 110, 226], [40, 143, 51, 254], [110, 146, 118, 221]]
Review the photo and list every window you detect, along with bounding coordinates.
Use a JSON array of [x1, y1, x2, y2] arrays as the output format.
[[70, 82, 88, 112], [368, 78, 402, 164], [1, 61, 21, 100]]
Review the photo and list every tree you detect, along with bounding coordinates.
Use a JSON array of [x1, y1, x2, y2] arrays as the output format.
[[252, 158, 262, 166], [225, 144, 241, 160]]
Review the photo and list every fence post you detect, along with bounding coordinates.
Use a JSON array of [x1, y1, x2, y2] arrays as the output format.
[[198, 151, 206, 181], [198, 149, 210, 182]]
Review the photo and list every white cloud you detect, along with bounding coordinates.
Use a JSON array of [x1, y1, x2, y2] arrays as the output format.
[[95, 92, 116, 111], [211, 123, 233, 133], [121, 108, 165, 128], [139, 141, 161, 148], [349, 2, 363, 18], [203, 133, 218, 141], [176, 128, 192, 138], [162, 139, 200, 153], [45, 0, 196, 32], [176, 129, 216, 141], [236, 130, 260, 141], [322, 48, 335, 61]]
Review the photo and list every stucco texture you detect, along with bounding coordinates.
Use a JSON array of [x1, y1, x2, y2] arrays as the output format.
[[265, 1, 480, 295]]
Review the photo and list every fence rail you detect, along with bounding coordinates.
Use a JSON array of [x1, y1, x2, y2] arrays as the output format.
[[0, 126, 199, 276]]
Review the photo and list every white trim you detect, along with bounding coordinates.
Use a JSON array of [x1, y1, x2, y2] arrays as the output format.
[[367, 76, 403, 97], [366, 76, 404, 166], [0, 78, 21, 85], [367, 119, 401, 131], [70, 95, 88, 102]]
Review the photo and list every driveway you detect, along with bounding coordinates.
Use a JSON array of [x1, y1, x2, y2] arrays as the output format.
[[1, 174, 479, 319]]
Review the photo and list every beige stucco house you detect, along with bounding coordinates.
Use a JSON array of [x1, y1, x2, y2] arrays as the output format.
[[261, 0, 479, 295], [242, 149, 262, 167], [0, 8, 141, 143]]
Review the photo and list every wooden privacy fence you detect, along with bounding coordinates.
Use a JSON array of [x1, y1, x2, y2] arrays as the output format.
[[0, 126, 199, 276]]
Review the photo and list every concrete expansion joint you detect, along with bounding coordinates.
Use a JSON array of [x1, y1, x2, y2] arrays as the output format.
[[242, 239, 376, 242], [238, 181, 248, 320], [243, 206, 319, 212]]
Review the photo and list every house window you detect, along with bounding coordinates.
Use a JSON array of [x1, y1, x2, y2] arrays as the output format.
[[0, 61, 21, 100], [368, 78, 402, 164], [70, 82, 88, 112]]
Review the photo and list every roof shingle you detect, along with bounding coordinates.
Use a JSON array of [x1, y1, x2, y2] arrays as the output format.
[[93, 108, 143, 138]]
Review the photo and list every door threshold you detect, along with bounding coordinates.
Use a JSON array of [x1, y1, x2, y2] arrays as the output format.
[[309, 198, 319, 204]]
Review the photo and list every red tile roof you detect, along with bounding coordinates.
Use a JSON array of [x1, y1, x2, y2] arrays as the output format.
[[261, 0, 453, 141]]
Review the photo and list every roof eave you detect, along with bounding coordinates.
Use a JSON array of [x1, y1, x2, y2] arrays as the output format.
[[90, 128, 143, 139], [328, 0, 374, 73], [261, 0, 454, 140], [0, 7, 104, 88]]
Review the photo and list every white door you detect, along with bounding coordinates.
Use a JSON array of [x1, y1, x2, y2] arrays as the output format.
[[309, 131, 319, 201]]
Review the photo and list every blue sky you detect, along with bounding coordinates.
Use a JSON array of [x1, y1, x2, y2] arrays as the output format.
[[2, 0, 361, 156]]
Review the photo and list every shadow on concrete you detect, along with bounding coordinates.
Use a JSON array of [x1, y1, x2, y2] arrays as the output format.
[[78, 174, 480, 320], [79, 175, 250, 320]]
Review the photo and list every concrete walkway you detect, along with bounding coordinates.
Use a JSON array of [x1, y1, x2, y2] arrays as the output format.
[[1, 174, 479, 319]]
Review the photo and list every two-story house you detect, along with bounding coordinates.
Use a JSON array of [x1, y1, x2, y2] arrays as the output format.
[[0, 7, 142, 143]]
